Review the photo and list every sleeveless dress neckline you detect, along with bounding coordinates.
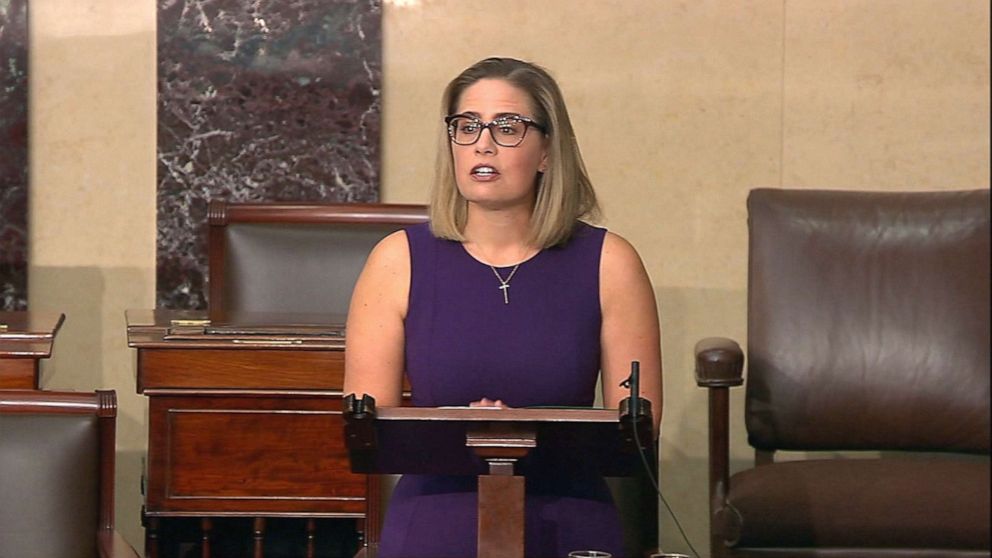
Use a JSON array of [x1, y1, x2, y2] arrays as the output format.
[[457, 242, 545, 270]]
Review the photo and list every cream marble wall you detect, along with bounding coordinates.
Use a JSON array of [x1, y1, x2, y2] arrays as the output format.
[[28, 0, 156, 551], [27, 0, 989, 555]]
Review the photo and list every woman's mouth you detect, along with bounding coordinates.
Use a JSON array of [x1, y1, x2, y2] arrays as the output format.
[[470, 165, 500, 181]]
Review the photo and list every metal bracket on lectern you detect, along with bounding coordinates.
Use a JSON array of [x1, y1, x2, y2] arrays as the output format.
[[343, 394, 378, 472], [618, 397, 654, 454]]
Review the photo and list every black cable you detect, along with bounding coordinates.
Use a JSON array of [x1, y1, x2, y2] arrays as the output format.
[[630, 403, 701, 557]]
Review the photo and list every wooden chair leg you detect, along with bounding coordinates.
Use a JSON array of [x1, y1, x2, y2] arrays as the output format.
[[306, 518, 317, 558], [200, 517, 212, 558], [145, 516, 160, 558], [252, 517, 265, 558]]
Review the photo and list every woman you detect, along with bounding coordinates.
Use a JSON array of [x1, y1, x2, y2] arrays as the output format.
[[343, 57, 662, 558]]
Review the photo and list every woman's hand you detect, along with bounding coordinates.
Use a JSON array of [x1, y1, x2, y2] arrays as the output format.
[[468, 398, 509, 408]]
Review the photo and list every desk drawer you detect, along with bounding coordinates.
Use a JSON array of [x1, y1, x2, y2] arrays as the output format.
[[146, 395, 365, 515], [138, 349, 344, 390]]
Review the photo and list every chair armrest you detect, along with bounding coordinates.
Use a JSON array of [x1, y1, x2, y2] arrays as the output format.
[[694, 337, 743, 557], [694, 337, 744, 388], [98, 530, 140, 558]]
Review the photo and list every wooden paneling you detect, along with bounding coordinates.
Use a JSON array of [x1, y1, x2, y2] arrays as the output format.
[[146, 395, 365, 516]]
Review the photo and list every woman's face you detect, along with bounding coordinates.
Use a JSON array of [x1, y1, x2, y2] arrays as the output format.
[[449, 78, 548, 212]]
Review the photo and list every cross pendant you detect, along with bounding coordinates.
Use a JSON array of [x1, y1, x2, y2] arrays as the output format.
[[499, 283, 510, 304]]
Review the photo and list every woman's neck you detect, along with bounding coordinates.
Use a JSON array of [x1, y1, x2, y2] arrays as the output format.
[[462, 204, 538, 266]]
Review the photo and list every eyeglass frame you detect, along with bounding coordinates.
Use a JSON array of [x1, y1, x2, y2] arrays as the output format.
[[444, 113, 548, 148]]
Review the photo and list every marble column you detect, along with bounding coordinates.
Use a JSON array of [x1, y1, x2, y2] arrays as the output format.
[[0, 0, 29, 311], [157, 0, 382, 308]]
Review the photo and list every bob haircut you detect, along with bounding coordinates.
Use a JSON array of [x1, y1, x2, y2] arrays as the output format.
[[429, 57, 601, 248]]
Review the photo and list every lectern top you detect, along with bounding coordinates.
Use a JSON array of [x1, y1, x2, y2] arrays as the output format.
[[346, 404, 653, 477], [376, 406, 622, 424]]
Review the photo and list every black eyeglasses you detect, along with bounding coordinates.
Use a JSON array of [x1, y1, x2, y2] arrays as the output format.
[[444, 113, 547, 147]]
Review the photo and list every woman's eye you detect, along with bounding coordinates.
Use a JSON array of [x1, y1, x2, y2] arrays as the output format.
[[494, 120, 522, 135]]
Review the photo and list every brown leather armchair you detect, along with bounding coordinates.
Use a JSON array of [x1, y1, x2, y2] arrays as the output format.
[[0, 390, 139, 558], [696, 189, 990, 557]]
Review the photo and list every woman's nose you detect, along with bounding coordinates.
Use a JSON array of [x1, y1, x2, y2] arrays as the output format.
[[474, 126, 497, 154]]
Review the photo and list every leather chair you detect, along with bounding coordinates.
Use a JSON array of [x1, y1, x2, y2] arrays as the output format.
[[695, 189, 990, 557], [207, 200, 429, 321], [0, 390, 139, 558]]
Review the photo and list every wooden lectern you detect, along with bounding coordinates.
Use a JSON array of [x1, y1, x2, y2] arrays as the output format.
[[343, 395, 653, 558]]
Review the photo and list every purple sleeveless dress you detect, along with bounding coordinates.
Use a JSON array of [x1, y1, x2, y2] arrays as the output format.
[[377, 222, 624, 558]]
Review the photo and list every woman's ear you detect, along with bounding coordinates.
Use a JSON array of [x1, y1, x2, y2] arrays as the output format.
[[538, 152, 549, 174]]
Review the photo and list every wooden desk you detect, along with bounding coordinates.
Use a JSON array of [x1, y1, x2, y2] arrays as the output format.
[[127, 309, 367, 557], [0, 311, 65, 389]]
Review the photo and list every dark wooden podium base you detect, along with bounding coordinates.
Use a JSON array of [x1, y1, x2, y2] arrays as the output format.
[[344, 403, 650, 558]]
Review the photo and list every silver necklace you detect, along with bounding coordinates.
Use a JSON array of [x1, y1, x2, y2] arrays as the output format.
[[490, 264, 521, 304]]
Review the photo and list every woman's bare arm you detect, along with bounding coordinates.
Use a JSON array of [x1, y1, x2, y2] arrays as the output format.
[[599, 232, 663, 435], [342, 231, 410, 407]]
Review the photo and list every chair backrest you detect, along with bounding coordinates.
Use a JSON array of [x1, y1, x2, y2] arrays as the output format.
[[745, 189, 990, 453], [207, 201, 429, 321], [0, 390, 117, 558]]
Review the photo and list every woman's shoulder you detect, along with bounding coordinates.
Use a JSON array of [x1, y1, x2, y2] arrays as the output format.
[[404, 221, 432, 238], [599, 229, 646, 276], [573, 220, 606, 236], [403, 221, 448, 251], [350, 229, 411, 318], [598, 230, 652, 309], [371, 221, 435, 253], [367, 229, 411, 270], [559, 220, 607, 249]]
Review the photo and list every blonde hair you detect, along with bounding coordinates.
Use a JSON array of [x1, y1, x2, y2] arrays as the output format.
[[429, 57, 601, 248]]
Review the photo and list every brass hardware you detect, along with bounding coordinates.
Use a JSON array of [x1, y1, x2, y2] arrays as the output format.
[[231, 339, 303, 345], [170, 319, 211, 326]]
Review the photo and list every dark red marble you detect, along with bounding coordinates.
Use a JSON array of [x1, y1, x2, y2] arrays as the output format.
[[157, 0, 381, 309], [0, 0, 29, 311]]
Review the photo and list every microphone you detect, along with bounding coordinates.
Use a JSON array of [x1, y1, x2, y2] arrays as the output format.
[[619, 363, 699, 557], [620, 360, 641, 419], [628, 360, 640, 419]]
